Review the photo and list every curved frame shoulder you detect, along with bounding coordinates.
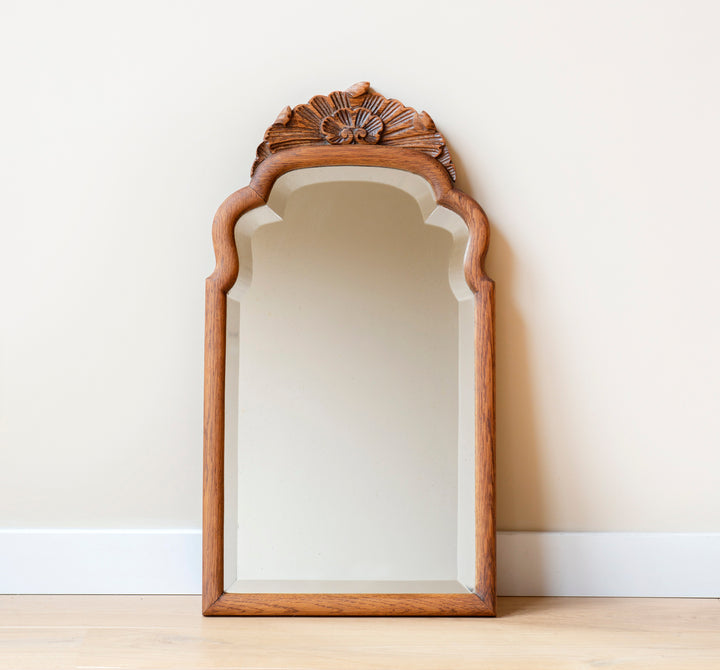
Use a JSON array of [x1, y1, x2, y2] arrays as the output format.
[[208, 146, 491, 295]]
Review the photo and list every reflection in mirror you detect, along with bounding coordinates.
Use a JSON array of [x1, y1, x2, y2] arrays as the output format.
[[223, 167, 475, 595]]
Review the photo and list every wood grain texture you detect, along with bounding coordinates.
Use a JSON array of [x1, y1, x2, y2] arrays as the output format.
[[203, 187, 264, 613], [249, 145, 454, 207], [3, 596, 719, 669], [475, 280, 496, 608], [252, 82, 456, 180], [203, 110, 494, 616], [205, 592, 493, 617]]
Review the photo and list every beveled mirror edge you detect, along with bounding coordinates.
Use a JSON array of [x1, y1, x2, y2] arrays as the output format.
[[203, 146, 495, 616]]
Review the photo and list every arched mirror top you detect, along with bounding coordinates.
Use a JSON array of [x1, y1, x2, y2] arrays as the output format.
[[209, 83, 491, 298], [229, 166, 474, 302]]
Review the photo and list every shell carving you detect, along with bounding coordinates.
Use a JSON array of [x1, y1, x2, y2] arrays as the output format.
[[321, 108, 383, 145], [252, 82, 456, 181]]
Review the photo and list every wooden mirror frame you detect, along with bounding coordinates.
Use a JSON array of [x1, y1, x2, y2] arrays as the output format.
[[203, 83, 495, 616]]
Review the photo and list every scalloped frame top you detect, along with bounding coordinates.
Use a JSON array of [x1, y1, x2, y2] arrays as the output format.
[[252, 82, 456, 181]]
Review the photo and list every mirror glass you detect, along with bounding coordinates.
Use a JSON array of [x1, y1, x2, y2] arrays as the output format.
[[224, 167, 476, 594]]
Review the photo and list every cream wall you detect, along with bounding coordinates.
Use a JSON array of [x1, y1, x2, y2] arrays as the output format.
[[1, 0, 719, 540]]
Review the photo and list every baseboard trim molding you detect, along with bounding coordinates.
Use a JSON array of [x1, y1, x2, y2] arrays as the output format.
[[0, 529, 201, 594], [498, 531, 720, 597], [2, 530, 718, 596]]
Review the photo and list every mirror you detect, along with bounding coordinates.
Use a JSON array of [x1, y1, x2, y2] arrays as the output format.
[[224, 169, 476, 596], [203, 84, 495, 616]]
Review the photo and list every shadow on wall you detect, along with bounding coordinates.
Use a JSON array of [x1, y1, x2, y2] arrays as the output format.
[[489, 226, 550, 596], [451, 144, 548, 591], [489, 226, 546, 532]]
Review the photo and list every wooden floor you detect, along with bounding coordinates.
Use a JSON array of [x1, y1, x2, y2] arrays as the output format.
[[0, 596, 718, 669]]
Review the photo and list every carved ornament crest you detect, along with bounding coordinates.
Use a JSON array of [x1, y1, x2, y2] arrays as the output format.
[[252, 82, 456, 181]]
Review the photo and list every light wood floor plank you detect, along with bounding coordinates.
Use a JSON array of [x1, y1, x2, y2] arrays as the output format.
[[0, 596, 718, 669]]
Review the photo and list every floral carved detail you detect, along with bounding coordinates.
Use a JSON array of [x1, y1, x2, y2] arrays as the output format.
[[252, 82, 456, 181], [321, 108, 383, 145]]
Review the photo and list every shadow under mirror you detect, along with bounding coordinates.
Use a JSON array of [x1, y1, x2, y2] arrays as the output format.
[[223, 167, 476, 595]]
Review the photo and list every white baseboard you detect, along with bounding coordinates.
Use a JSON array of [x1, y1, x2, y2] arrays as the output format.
[[2, 530, 718, 596], [0, 529, 201, 594], [498, 531, 720, 597]]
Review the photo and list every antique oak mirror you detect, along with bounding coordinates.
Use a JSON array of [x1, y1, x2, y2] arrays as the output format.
[[203, 82, 495, 616]]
